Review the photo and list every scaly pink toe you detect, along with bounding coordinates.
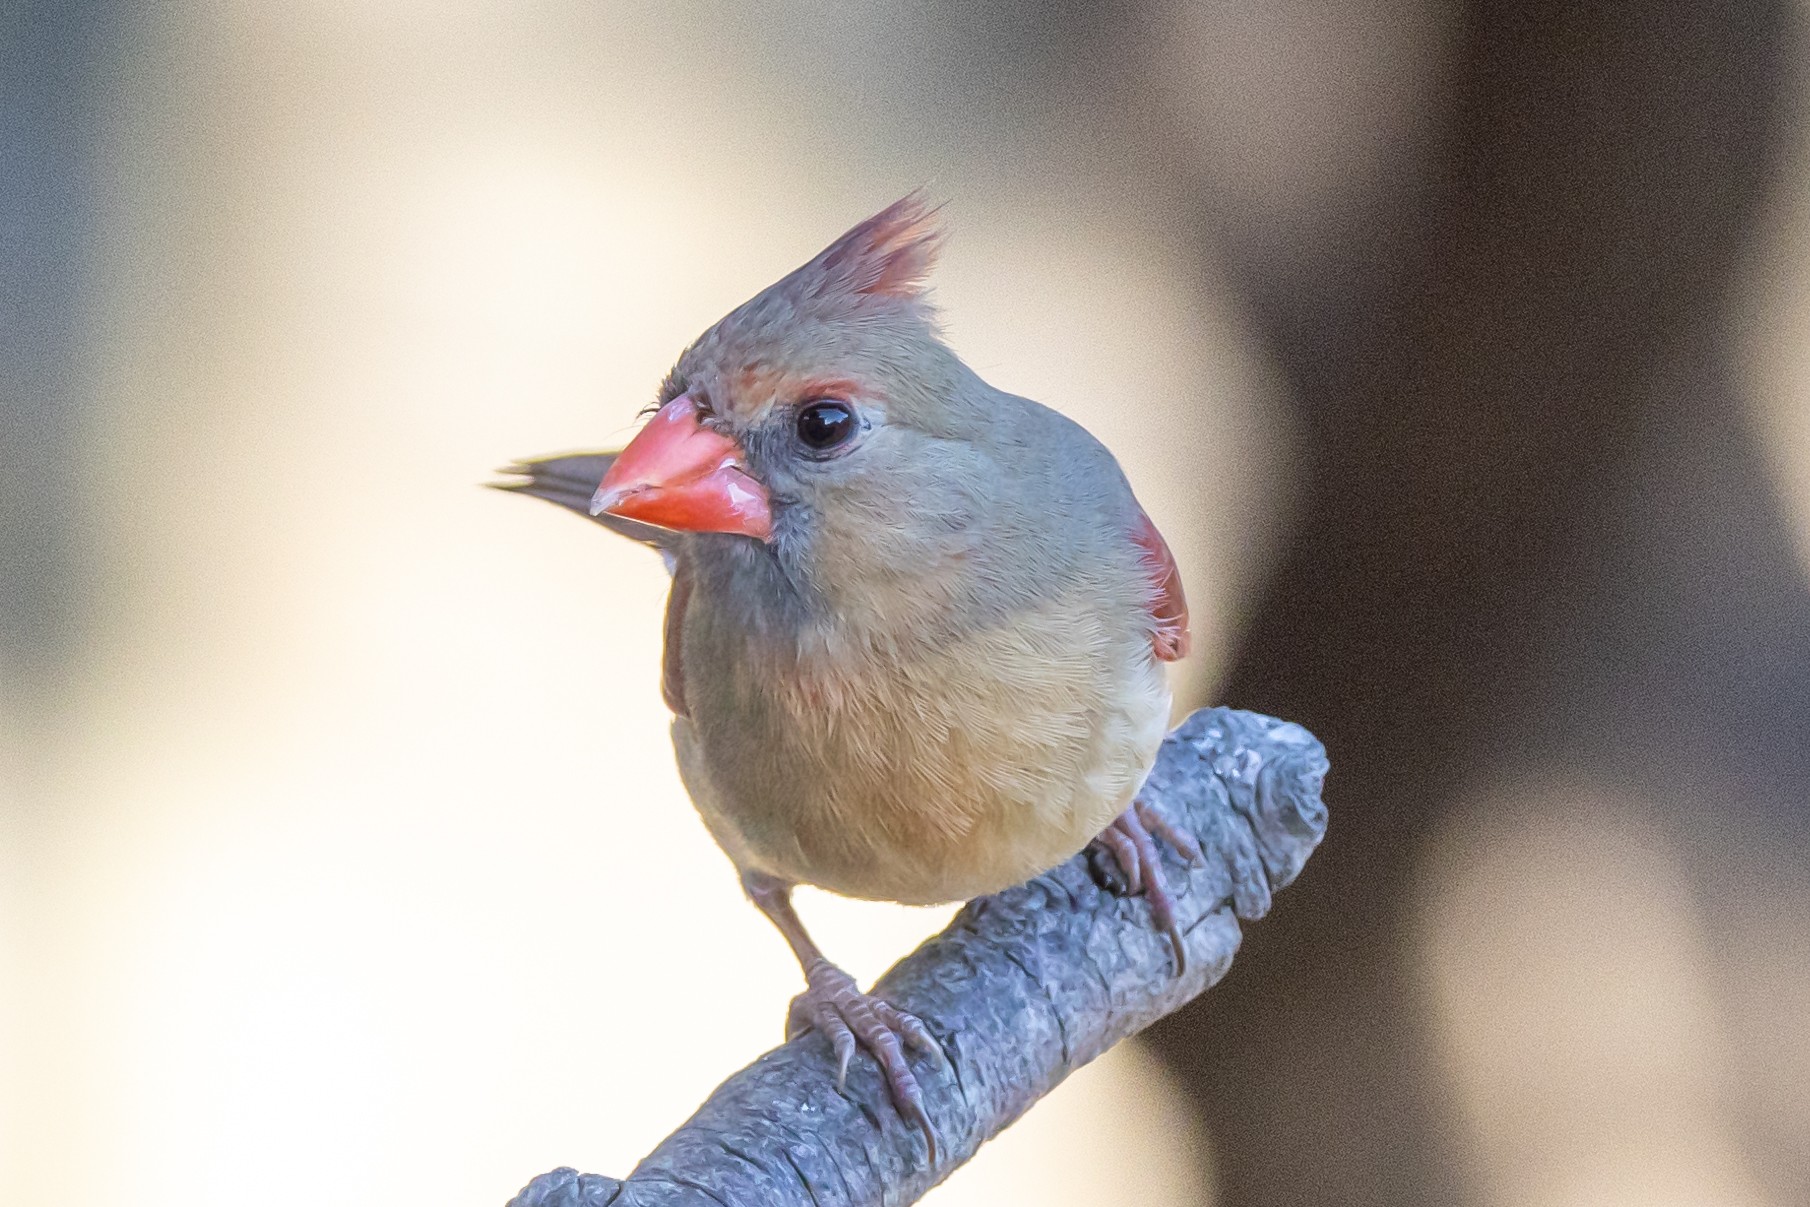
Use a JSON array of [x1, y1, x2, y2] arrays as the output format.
[[786, 959, 942, 1163]]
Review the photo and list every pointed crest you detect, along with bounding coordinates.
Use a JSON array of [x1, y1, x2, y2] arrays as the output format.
[[686, 194, 951, 387], [809, 192, 945, 304]]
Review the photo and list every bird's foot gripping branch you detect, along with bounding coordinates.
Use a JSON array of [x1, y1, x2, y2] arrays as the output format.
[[507, 707, 1328, 1207]]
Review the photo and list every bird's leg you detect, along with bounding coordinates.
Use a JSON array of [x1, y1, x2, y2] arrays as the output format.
[[1087, 798, 1204, 975], [739, 870, 945, 1161]]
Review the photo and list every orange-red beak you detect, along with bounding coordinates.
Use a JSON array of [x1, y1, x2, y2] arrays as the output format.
[[590, 394, 773, 541]]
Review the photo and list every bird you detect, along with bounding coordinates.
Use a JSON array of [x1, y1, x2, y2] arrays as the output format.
[[494, 195, 1197, 1161]]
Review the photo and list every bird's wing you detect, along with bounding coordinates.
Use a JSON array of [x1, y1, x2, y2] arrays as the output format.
[[489, 451, 675, 553], [1132, 507, 1191, 662], [661, 556, 692, 717]]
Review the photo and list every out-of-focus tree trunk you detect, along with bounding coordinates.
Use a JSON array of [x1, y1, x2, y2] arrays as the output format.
[[0, 0, 102, 702], [1144, 3, 1810, 1204]]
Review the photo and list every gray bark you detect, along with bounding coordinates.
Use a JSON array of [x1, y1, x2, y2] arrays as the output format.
[[506, 706, 1328, 1207]]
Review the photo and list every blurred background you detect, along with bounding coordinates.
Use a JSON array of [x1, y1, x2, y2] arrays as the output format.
[[3, 2, 1808, 1205]]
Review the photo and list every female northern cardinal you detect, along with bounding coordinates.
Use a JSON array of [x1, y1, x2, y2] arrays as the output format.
[[497, 196, 1195, 1158]]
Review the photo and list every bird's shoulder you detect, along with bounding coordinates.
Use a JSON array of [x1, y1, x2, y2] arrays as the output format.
[[983, 393, 1189, 661]]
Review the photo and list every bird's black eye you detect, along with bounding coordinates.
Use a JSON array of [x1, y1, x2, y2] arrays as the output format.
[[795, 400, 856, 452]]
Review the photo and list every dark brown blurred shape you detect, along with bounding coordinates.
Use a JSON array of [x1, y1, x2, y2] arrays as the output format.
[[1144, 3, 1810, 1205]]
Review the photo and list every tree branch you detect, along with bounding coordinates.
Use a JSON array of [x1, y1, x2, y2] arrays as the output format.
[[506, 707, 1328, 1207]]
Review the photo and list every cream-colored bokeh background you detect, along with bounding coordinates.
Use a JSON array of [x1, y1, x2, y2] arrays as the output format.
[[8, 3, 1810, 1206]]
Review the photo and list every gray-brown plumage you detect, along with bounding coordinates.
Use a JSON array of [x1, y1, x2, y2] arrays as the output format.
[[495, 196, 1192, 1160]]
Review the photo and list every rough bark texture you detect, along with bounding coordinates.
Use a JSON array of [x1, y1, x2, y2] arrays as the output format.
[[506, 706, 1327, 1207]]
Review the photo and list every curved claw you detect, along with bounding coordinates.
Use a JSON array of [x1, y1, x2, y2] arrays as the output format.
[[786, 960, 942, 1164], [1088, 800, 1198, 976], [873, 997, 947, 1067]]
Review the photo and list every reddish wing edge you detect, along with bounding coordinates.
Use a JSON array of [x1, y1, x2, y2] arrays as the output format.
[[1133, 508, 1191, 662]]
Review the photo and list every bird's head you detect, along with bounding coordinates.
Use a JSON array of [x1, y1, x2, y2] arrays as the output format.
[[592, 194, 1003, 613]]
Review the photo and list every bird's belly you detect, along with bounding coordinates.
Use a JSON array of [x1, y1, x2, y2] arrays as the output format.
[[672, 626, 1171, 905]]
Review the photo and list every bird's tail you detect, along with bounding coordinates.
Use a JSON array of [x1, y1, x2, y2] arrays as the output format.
[[488, 451, 673, 551]]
